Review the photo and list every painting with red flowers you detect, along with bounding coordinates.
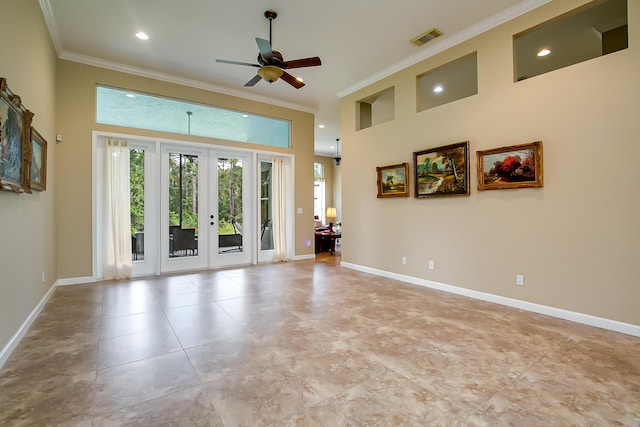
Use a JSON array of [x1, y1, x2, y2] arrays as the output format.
[[476, 141, 543, 190]]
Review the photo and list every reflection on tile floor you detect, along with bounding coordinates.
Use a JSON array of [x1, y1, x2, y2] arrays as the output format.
[[1, 252, 639, 426]]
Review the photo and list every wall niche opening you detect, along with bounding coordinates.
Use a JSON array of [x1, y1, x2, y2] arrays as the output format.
[[356, 86, 395, 131], [514, 0, 628, 82], [417, 52, 478, 112]]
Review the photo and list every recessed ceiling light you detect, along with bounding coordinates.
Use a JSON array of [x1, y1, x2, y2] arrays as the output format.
[[433, 85, 444, 93], [242, 114, 249, 118], [318, 124, 325, 128], [537, 48, 551, 57], [135, 32, 149, 40], [330, 146, 335, 150], [125, 93, 135, 98]]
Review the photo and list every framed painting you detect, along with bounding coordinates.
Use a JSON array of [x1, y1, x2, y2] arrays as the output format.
[[413, 141, 470, 198], [0, 78, 34, 193], [477, 141, 543, 190], [376, 162, 409, 198], [30, 127, 47, 191]]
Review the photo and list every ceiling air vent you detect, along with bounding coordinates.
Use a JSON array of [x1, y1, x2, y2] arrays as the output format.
[[411, 28, 442, 46]]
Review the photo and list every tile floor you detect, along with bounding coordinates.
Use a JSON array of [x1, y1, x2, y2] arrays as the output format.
[[1, 252, 639, 426]]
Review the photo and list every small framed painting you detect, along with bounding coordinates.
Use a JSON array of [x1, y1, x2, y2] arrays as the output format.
[[376, 162, 409, 198], [413, 141, 470, 198], [477, 141, 543, 190], [30, 127, 47, 191]]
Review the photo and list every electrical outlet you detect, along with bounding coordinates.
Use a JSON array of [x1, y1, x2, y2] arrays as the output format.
[[402, 256, 407, 265], [516, 274, 524, 286], [428, 260, 435, 270]]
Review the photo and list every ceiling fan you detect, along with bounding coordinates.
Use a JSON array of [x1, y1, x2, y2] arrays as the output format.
[[216, 10, 322, 89]]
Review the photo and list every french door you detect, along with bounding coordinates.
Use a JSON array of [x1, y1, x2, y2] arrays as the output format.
[[159, 146, 257, 273], [96, 133, 281, 279], [208, 152, 253, 268]]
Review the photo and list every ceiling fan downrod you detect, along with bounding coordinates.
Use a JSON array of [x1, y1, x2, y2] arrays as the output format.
[[264, 10, 277, 47]]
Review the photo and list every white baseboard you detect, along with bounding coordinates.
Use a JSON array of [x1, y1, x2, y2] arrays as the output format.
[[341, 261, 640, 338], [0, 282, 58, 369], [292, 254, 316, 261], [56, 276, 96, 286]]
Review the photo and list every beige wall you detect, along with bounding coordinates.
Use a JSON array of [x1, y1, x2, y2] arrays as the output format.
[[341, 0, 640, 326], [0, 0, 57, 353], [56, 61, 316, 279]]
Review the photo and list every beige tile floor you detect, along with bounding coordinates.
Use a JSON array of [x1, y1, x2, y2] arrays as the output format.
[[1, 252, 639, 426]]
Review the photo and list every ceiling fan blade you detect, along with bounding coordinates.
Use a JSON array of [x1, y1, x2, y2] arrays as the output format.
[[244, 74, 262, 87], [216, 59, 260, 67], [280, 71, 305, 89], [255, 38, 273, 62], [280, 57, 322, 69]]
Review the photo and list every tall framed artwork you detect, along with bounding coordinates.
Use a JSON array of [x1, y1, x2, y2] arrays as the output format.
[[30, 127, 47, 191], [413, 141, 470, 198], [0, 78, 34, 193]]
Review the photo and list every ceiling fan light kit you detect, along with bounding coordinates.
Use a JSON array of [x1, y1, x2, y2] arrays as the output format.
[[216, 10, 322, 89], [257, 65, 284, 83]]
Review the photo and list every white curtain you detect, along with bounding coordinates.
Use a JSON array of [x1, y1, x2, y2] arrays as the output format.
[[103, 138, 132, 279], [272, 157, 287, 262]]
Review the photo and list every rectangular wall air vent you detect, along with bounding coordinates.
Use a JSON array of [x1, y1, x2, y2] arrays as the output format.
[[411, 28, 442, 46]]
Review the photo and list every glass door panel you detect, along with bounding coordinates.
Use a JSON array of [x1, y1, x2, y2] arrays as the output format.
[[130, 148, 145, 261], [129, 142, 157, 277], [210, 153, 253, 268], [217, 158, 243, 255], [260, 161, 273, 251], [169, 153, 199, 258], [161, 147, 207, 273]]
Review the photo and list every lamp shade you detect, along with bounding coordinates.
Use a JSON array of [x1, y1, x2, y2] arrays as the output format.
[[326, 207, 337, 219]]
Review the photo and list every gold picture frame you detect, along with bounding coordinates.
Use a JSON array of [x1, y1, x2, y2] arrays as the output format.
[[477, 141, 543, 190], [376, 163, 410, 198], [30, 127, 47, 191], [0, 78, 34, 193]]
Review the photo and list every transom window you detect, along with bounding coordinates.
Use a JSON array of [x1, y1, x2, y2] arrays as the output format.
[[96, 86, 290, 148]]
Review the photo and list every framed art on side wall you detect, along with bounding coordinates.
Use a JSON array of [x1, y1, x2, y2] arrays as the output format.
[[30, 127, 47, 191], [413, 141, 470, 198], [477, 141, 543, 190], [376, 163, 410, 198], [0, 78, 34, 193]]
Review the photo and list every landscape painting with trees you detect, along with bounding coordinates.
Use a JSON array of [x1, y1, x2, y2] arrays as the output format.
[[413, 141, 469, 198], [476, 141, 543, 190], [376, 163, 409, 198]]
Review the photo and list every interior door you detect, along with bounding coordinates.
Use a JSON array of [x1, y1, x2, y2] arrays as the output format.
[[209, 152, 253, 268]]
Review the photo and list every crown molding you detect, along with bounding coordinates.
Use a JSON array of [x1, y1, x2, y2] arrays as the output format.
[[58, 51, 317, 114], [338, 0, 550, 98]]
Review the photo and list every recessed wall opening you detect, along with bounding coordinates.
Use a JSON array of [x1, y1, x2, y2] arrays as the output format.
[[417, 52, 478, 112], [514, 0, 628, 82], [356, 87, 395, 131]]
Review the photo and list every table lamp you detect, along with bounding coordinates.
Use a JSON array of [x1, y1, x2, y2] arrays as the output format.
[[325, 207, 337, 229]]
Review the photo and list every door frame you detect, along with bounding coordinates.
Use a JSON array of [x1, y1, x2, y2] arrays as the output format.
[[92, 131, 296, 279]]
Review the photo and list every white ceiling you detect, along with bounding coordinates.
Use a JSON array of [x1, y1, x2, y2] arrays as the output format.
[[40, 0, 549, 156]]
